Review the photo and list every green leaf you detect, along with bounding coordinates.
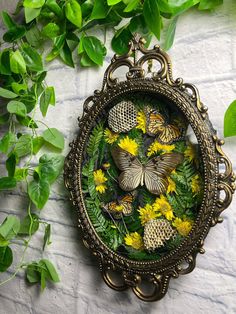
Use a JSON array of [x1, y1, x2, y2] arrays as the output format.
[[0, 177, 17, 190], [23, 0, 45, 8], [40, 87, 55, 117], [14, 134, 32, 157], [224, 100, 236, 137], [28, 178, 50, 209], [14, 168, 28, 181], [26, 262, 41, 283], [10, 50, 26, 74], [0, 246, 13, 272], [19, 214, 39, 236], [16, 115, 38, 129], [32, 137, 45, 154], [41, 22, 60, 38], [0, 132, 16, 154], [6, 153, 17, 177], [39, 259, 60, 282], [1, 11, 16, 29], [143, 0, 161, 40], [159, 0, 200, 15], [46, 34, 66, 61], [25, 25, 43, 48], [111, 28, 133, 55], [82, 36, 106, 66], [124, 0, 140, 12], [11, 82, 28, 95], [81, 0, 93, 18], [24, 7, 41, 23], [0, 215, 20, 240], [90, 0, 109, 20], [198, 0, 222, 10], [42, 128, 64, 150], [38, 154, 64, 184], [20, 44, 44, 72], [164, 16, 178, 50], [7, 100, 27, 117], [43, 224, 51, 250], [59, 41, 75, 68], [0, 113, 10, 125], [65, 0, 82, 28], [0, 50, 11, 75], [0, 234, 9, 247], [45, 0, 63, 18], [80, 52, 97, 67], [3, 26, 26, 43], [107, 0, 122, 5]]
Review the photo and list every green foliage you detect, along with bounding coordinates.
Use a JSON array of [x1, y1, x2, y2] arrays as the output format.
[[42, 128, 65, 150], [87, 123, 104, 157], [86, 198, 124, 251], [26, 259, 59, 291], [224, 100, 236, 137]]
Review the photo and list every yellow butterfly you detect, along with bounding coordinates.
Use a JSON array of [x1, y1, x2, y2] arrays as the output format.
[[102, 192, 135, 219], [146, 109, 182, 144], [112, 147, 183, 195]]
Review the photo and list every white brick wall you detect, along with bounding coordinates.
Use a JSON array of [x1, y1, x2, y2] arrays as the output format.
[[0, 1, 236, 313]]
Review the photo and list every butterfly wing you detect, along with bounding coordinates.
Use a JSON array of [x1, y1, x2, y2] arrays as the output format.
[[144, 153, 183, 195], [158, 124, 181, 144], [146, 110, 165, 136], [144, 169, 168, 195], [112, 147, 143, 191], [119, 193, 135, 216]]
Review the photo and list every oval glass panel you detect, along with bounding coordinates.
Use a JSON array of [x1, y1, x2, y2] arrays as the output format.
[[82, 92, 204, 261]]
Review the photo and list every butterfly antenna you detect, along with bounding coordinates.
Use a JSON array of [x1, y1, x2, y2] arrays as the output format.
[[103, 208, 125, 235], [121, 214, 129, 235], [107, 169, 118, 183]]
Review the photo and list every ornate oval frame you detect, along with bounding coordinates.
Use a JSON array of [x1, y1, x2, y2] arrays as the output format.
[[64, 35, 235, 301]]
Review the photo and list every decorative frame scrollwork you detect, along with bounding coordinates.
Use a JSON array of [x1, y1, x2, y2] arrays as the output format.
[[64, 35, 235, 302]]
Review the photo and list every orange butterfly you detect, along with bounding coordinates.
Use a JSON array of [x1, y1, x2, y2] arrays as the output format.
[[102, 193, 135, 219], [146, 109, 182, 144]]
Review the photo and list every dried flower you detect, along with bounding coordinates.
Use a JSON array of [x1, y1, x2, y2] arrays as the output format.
[[118, 136, 138, 156], [138, 204, 160, 226], [124, 232, 143, 250], [172, 217, 193, 236], [153, 195, 174, 221], [184, 144, 196, 162], [93, 169, 107, 194], [104, 128, 119, 144], [147, 140, 175, 157], [191, 174, 201, 194], [136, 111, 146, 133]]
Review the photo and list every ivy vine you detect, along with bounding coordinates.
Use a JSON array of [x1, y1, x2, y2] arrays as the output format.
[[0, 0, 234, 291]]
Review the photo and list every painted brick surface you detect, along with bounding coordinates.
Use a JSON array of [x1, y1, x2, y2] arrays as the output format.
[[0, 1, 236, 313]]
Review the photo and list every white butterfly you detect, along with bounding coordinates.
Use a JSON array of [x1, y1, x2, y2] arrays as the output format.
[[112, 147, 183, 195]]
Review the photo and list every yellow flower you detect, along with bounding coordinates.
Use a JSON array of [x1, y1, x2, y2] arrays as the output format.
[[93, 169, 107, 194], [138, 204, 160, 226], [102, 162, 110, 170], [172, 217, 193, 236], [153, 195, 174, 221], [147, 140, 175, 157], [191, 174, 201, 194], [124, 232, 143, 250], [136, 111, 146, 133], [167, 177, 176, 194], [104, 128, 119, 144], [118, 136, 138, 156], [184, 144, 196, 161]]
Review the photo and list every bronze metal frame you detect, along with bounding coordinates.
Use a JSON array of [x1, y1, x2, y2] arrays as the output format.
[[64, 35, 235, 301]]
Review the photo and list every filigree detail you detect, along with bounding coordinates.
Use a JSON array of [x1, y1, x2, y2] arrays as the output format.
[[64, 35, 235, 302]]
